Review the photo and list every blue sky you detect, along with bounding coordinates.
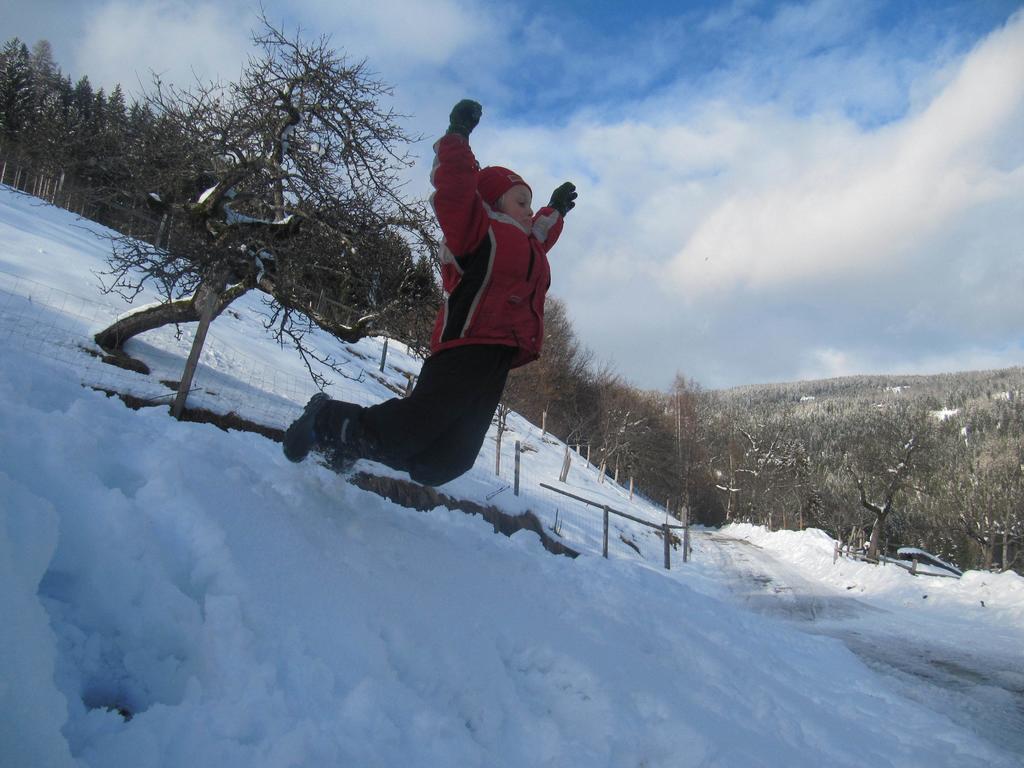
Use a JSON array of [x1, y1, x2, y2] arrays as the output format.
[[3, 0, 1023, 390]]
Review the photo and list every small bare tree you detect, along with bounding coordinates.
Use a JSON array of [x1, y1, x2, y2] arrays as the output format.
[[953, 433, 1023, 571], [591, 375, 648, 485], [494, 403, 512, 475], [845, 401, 935, 561], [91, 15, 436, 389]]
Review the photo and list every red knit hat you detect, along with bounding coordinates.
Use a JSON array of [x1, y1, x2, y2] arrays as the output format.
[[477, 166, 531, 207]]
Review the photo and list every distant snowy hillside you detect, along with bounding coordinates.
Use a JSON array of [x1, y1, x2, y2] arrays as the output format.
[[2, 185, 1022, 767]]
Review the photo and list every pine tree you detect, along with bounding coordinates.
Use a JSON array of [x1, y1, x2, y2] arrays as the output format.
[[0, 38, 34, 142], [32, 73, 76, 170]]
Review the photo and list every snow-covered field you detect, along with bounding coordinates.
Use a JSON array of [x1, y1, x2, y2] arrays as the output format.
[[2, 185, 1022, 767]]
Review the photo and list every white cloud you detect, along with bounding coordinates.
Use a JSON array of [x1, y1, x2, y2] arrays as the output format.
[[48, 0, 501, 97], [763, 0, 869, 50], [797, 347, 855, 380], [75, 1, 252, 94], [663, 11, 1024, 298], [291, 0, 499, 70], [798, 343, 1024, 384]]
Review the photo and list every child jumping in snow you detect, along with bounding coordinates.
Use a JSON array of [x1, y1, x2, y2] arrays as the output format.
[[282, 99, 577, 486]]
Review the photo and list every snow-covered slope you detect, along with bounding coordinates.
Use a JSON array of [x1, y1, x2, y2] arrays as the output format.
[[2, 185, 1021, 767]]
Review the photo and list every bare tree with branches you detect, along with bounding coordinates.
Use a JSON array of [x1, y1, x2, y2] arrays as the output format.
[[845, 402, 935, 561], [91, 15, 437, 387]]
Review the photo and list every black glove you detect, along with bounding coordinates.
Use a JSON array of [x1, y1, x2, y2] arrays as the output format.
[[548, 182, 577, 216], [447, 99, 482, 138]]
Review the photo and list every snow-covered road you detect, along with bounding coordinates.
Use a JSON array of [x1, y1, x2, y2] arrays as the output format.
[[694, 530, 1024, 758]]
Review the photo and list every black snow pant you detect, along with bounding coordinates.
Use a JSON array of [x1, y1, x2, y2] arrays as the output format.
[[351, 344, 516, 486]]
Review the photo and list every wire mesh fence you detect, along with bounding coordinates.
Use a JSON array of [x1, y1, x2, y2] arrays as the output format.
[[0, 270, 162, 399]]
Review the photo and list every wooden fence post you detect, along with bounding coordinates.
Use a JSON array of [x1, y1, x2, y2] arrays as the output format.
[[558, 444, 571, 482], [663, 523, 671, 570], [495, 428, 503, 476], [379, 337, 388, 372], [541, 410, 547, 436], [514, 441, 521, 496], [682, 507, 690, 563], [171, 290, 218, 419], [629, 476, 634, 501], [603, 506, 610, 559]]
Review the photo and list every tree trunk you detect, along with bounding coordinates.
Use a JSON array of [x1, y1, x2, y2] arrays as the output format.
[[94, 280, 249, 351], [866, 509, 887, 562], [156, 213, 171, 249], [1003, 503, 1011, 571], [171, 286, 219, 418]]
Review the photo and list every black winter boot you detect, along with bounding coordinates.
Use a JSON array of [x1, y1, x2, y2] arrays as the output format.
[[314, 400, 367, 472], [283, 393, 331, 462]]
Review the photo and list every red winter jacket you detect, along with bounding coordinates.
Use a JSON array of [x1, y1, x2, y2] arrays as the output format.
[[429, 133, 564, 368]]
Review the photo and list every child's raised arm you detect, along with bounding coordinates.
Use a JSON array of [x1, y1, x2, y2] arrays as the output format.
[[430, 100, 489, 256], [533, 181, 577, 251]]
